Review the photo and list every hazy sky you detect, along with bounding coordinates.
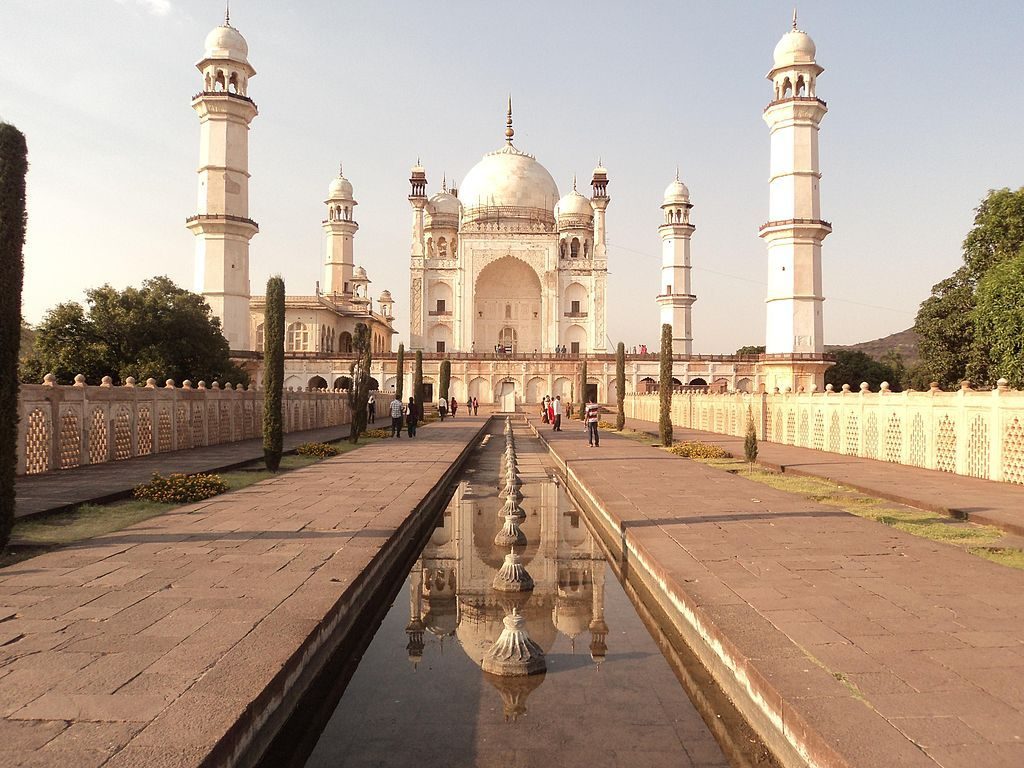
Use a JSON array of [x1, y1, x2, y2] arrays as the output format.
[[3, 0, 1022, 352]]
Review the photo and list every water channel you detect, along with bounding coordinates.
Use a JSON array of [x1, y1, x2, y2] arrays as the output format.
[[270, 420, 775, 768]]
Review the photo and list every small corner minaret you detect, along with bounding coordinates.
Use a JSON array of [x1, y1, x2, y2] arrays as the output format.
[[656, 173, 696, 355], [322, 164, 358, 299], [187, 10, 258, 350], [408, 159, 428, 350], [760, 12, 830, 358], [590, 160, 610, 263]]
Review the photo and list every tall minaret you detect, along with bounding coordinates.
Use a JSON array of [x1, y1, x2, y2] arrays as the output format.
[[590, 161, 610, 262], [760, 13, 830, 357], [408, 161, 428, 351], [322, 166, 358, 299], [656, 174, 696, 355], [187, 10, 258, 350]]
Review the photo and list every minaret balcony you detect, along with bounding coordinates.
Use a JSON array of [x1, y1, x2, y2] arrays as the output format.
[[427, 310, 453, 317], [758, 218, 832, 240], [563, 311, 589, 318], [193, 90, 256, 106], [763, 95, 827, 112], [185, 213, 259, 236]]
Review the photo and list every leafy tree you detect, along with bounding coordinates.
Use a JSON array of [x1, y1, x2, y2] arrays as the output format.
[[413, 351, 424, 418], [578, 357, 588, 420], [439, 358, 451, 402], [825, 349, 900, 392], [395, 343, 405, 401], [970, 255, 1024, 387], [744, 406, 758, 465], [615, 341, 625, 431], [348, 323, 371, 442], [262, 277, 284, 471], [22, 276, 247, 385], [1, 122, 28, 550], [658, 323, 673, 446], [735, 345, 765, 356], [915, 188, 1024, 387]]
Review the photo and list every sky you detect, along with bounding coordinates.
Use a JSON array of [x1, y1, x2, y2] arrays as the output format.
[[3, 0, 1023, 353]]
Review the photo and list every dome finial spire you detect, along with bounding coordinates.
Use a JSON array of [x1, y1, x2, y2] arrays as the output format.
[[225, 0, 230, 25], [792, 6, 798, 30], [572, 174, 577, 191], [675, 165, 680, 181], [338, 162, 343, 178], [505, 96, 514, 144], [442, 173, 447, 192]]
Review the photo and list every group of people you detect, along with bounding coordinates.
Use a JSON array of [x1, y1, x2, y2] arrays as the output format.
[[438, 396, 479, 420], [630, 344, 648, 355], [552, 345, 572, 355], [540, 394, 602, 446], [388, 395, 421, 438]]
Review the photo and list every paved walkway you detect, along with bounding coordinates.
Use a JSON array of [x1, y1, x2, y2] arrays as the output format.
[[14, 424, 362, 519], [0, 416, 486, 768], [535, 417, 1024, 768], [623, 417, 1024, 536]]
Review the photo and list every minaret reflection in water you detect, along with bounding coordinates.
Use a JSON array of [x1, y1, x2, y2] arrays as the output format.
[[407, 446, 607, 721]]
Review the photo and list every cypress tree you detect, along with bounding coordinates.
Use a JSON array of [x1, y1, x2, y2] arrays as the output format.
[[659, 323, 673, 447], [0, 123, 28, 550], [439, 358, 451, 402], [348, 322, 371, 442], [615, 341, 626, 431], [578, 357, 588, 420], [414, 351, 424, 419], [262, 276, 285, 471], [395, 343, 405, 402], [744, 405, 759, 465]]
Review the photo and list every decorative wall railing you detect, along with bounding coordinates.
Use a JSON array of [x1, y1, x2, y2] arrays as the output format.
[[17, 375, 354, 477], [625, 381, 1024, 485]]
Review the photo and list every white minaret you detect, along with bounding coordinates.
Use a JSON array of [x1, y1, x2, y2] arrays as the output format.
[[187, 10, 258, 350], [760, 13, 830, 356], [408, 161, 428, 351], [656, 175, 696, 355], [322, 166, 358, 298]]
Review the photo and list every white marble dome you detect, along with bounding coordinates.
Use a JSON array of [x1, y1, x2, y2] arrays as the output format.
[[204, 24, 249, 63], [428, 190, 462, 217], [663, 179, 690, 204], [556, 189, 594, 219], [773, 29, 816, 68], [328, 175, 353, 200], [459, 145, 560, 213]]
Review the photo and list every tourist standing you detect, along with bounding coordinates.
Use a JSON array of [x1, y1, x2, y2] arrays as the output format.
[[450, 396, 458, 418], [406, 397, 418, 437], [541, 395, 549, 424], [367, 394, 376, 423], [552, 395, 563, 431], [466, 397, 472, 415], [438, 398, 447, 421], [547, 398, 555, 425], [390, 395, 404, 438], [472, 397, 479, 415], [585, 396, 600, 447]]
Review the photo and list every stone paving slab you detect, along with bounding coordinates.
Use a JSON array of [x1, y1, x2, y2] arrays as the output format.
[[15, 424, 359, 519], [0, 417, 486, 768], [534, 417, 1024, 768], [623, 416, 1024, 537]]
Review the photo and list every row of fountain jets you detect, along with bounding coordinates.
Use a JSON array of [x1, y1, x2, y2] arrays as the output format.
[[481, 418, 546, 677]]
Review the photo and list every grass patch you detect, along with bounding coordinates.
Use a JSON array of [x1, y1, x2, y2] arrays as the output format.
[[970, 547, 1024, 569]]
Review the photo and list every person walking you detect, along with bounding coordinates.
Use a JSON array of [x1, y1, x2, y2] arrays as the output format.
[[541, 395, 549, 424], [438, 397, 447, 421], [547, 398, 555, 425], [552, 395, 563, 431], [585, 395, 601, 447], [367, 394, 376, 424], [406, 397, 418, 438], [472, 396, 479, 415], [450, 396, 458, 418], [390, 394, 404, 438], [466, 397, 472, 415]]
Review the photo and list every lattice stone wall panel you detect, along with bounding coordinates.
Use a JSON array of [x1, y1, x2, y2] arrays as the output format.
[[864, 413, 879, 459], [232, 403, 243, 441], [112, 407, 132, 461], [765, 408, 773, 445], [158, 408, 172, 453], [25, 408, 51, 475], [785, 412, 796, 445], [138, 406, 152, 457], [220, 403, 231, 443], [59, 409, 81, 469], [207, 403, 219, 446], [798, 411, 809, 446], [967, 415, 990, 479], [884, 414, 902, 463], [191, 404, 205, 448], [89, 407, 109, 464], [935, 416, 956, 473], [812, 412, 824, 451], [773, 409, 783, 442], [1001, 417, 1024, 485], [844, 413, 859, 456], [244, 402, 255, 439], [177, 405, 189, 449], [908, 414, 926, 468], [828, 412, 841, 453]]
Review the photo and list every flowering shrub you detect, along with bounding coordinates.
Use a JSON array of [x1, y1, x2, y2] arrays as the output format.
[[133, 472, 228, 504], [364, 428, 391, 439], [295, 442, 339, 459], [597, 421, 618, 431], [667, 441, 732, 460]]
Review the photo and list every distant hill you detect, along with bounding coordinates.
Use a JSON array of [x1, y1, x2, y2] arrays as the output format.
[[828, 327, 920, 364]]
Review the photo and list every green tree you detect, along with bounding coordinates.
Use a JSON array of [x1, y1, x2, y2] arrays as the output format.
[[395, 343, 405, 402], [262, 277, 284, 471], [658, 323, 673, 446], [735, 345, 765, 356], [578, 357, 588, 420], [348, 322, 371, 442], [615, 341, 625, 431], [414, 351, 424, 419], [915, 188, 1024, 387], [744, 406, 759, 465], [825, 349, 900, 392], [970, 254, 1024, 387], [439, 358, 451, 402], [0, 123, 28, 550], [23, 276, 247, 385]]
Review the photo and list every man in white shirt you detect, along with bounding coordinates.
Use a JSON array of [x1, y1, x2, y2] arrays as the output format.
[[389, 396, 404, 438], [552, 395, 563, 431]]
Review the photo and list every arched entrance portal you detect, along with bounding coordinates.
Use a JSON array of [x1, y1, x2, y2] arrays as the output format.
[[496, 379, 516, 412], [474, 256, 542, 354]]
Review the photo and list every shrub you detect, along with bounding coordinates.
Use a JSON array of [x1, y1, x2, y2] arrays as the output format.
[[364, 428, 391, 439], [744, 407, 759, 464], [295, 442, 338, 459], [598, 420, 618, 431], [667, 441, 732, 460], [133, 472, 228, 504]]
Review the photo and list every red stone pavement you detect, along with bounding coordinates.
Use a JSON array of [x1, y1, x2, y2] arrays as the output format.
[[535, 416, 1024, 768], [0, 417, 485, 768], [623, 416, 1024, 537]]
